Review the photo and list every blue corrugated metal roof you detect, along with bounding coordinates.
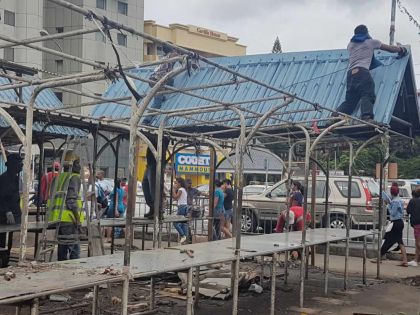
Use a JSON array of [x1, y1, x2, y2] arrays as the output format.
[[0, 76, 86, 136], [91, 49, 420, 132]]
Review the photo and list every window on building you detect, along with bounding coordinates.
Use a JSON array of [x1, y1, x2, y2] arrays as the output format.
[[95, 32, 106, 43], [54, 92, 63, 102], [96, 0, 106, 10], [56, 27, 64, 33], [118, 1, 128, 15], [4, 10, 15, 26], [146, 43, 154, 56], [4, 47, 14, 61], [117, 33, 127, 47], [55, 59, 64, 73], [156, 45, 163, 56]]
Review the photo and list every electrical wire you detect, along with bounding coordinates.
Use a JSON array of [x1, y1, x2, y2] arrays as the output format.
[[397, 0, 420, 31], [98, 16, 142, 102]]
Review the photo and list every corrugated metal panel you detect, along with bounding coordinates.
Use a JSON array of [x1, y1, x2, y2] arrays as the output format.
[[0, 76, 86, 136], [91, 49, 418, 129]]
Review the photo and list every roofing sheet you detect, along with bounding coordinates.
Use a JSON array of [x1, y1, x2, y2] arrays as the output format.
[[92, 49, 418, 130], [0, 75, 86, 136]]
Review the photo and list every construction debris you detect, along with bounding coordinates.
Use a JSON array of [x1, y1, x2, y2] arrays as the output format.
[[166, 247, 195, 258], [180, 249, 194, 258], [3, 271, 15, 281], [111, 296, 122, 304], [248, 283, 263, 294], [101, 267, 122, 276], [49, 294, 71, 302]]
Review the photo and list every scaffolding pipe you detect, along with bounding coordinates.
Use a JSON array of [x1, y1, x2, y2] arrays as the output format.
[[297, 125, 310, 309], [0, 28, 99, 49], [153, 122, 164, 249], [230, 107, 246, 315], [344, 140, 353, 291]]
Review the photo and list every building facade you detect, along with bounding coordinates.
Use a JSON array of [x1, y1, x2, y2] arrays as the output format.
[[0, 0, 44, 69], [43, 0, 144, 115], [143, 20, 246, 61]]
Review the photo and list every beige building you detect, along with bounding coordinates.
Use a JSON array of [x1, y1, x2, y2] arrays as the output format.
[[143, 20, 246, 61]]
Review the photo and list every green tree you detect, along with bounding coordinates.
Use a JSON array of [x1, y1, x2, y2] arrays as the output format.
[[272, 36, 282, 53]]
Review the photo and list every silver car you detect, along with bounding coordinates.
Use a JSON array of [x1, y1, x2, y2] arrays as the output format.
[[241, 176, 379, 233]]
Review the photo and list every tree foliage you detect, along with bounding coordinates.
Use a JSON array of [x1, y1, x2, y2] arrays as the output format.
[[317, 136, 420, 178], [272, 36, 282, 53], [392, 136, 420, 178]]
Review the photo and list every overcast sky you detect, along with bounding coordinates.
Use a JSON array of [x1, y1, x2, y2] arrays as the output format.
[[145, 0, 420, 84]]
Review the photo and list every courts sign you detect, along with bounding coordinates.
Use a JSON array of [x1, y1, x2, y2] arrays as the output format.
[[175, 153, 210, 174]]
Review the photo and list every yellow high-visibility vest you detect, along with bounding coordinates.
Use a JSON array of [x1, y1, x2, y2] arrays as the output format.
[[48, 172, 85, 224]]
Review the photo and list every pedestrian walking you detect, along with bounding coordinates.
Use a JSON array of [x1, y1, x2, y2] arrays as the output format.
[[213, 179, 225, 241], [376, 185, 408, 267], [407, 187, 420, 267], [221, 179, 233, 238]]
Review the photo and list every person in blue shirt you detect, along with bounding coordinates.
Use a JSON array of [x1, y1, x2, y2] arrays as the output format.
[[106, 179, 125, 242], [379, 185, 408, 266], [213, 179, 225, 241]]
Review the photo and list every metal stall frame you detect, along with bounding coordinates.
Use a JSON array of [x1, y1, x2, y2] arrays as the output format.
[[0, 1, 413, 314]]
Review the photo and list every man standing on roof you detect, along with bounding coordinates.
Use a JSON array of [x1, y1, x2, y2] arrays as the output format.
[[333, 25, 408, 122], [142, 43, 180, 126]]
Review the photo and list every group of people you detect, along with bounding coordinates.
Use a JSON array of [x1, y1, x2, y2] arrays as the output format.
[[0, 150, 134, 264], [171, 177, 233, 243], [95, 171, 129, 242], [377, 183, 420, 267]]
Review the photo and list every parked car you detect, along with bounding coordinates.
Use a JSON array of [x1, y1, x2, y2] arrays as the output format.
[[243, 185, 270, 195], [241, 175, 380, 233]]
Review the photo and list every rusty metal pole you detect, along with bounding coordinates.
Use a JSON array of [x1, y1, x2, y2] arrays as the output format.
[[344, 141, 353, 291], [19, 88, 39, 262], [153, 122, 165, 249], [324, 152, 330, 295], [310, 152, 317, 267], [298, 126, 310, 309], [121, 96, 144, 315], [231, 108, 246, 315], [124, 98, 142, 265], [285, 141, 299, 285], [208, 147, 216, 242], [270, 253, 278, 315]]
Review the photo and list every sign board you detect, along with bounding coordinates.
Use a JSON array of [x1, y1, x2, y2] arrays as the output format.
[[175, 153, 210, 174], [188, 25, 228, 40]]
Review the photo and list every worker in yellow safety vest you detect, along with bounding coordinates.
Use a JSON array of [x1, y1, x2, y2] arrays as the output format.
[[48, 151, 85, 261]]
